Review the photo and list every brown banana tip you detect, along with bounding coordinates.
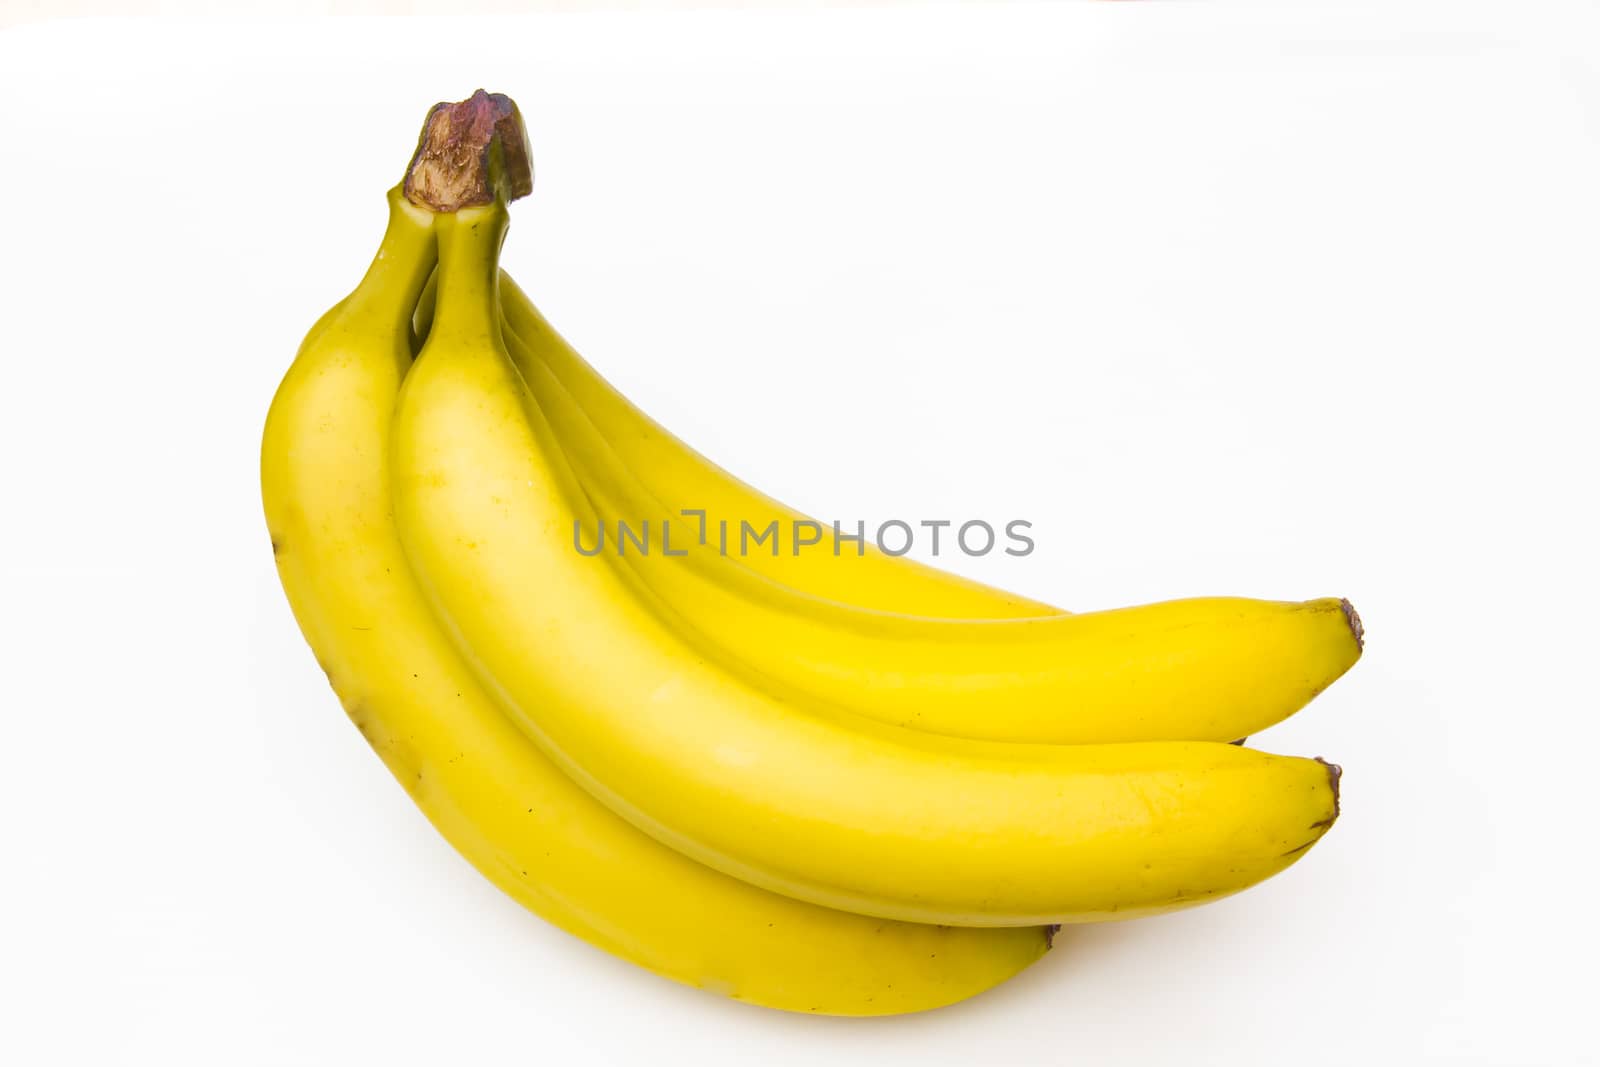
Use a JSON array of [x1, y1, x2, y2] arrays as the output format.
[[1339, 598, 1365, 652], [403, 89, 534, 213], [1315, 757, 1342, 821], [1044, 924, 1061, 949]]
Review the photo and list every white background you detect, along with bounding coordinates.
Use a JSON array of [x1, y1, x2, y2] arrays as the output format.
[[2, 3, 1597, 1064]]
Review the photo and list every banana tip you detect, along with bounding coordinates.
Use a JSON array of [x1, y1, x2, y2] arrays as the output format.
[[1315, 757, 1342, 822], [1339, 598, 1364, 652]]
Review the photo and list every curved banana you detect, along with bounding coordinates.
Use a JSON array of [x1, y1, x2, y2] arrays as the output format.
[[413, 274, 1359, 744], [391, 204, 1343, 928], [263, 187, 1050, 1015], [498, 305, 1360, 744], [415, 270, 1057, 618]]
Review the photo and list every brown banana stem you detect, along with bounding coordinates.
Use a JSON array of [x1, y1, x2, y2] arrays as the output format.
[[403, 89, 533, 212]]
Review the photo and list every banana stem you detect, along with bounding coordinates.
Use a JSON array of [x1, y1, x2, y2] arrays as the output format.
[[429, 211, 507, 344], [338, 189, 439, 334], [403, 90, 533, 213]]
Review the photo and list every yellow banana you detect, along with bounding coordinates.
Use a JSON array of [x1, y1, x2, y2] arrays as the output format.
[[391, 203, 1343, 928], [262, 184, 1050, 1015], [493, 302, 1360, 744], [413, 275, 1360, 744]]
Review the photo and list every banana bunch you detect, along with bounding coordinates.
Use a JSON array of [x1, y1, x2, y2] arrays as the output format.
[[262, 91, 1361, 1016]]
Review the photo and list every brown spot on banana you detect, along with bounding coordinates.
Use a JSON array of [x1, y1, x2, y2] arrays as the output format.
[[345, 702, 377, 746]]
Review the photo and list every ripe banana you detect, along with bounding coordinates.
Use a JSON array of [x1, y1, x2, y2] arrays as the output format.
[[262, 182, 1051, 1015], [390, 202, 1343, 928], [507, 307, 1360, 743], [412, 273, 1361, 745]]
